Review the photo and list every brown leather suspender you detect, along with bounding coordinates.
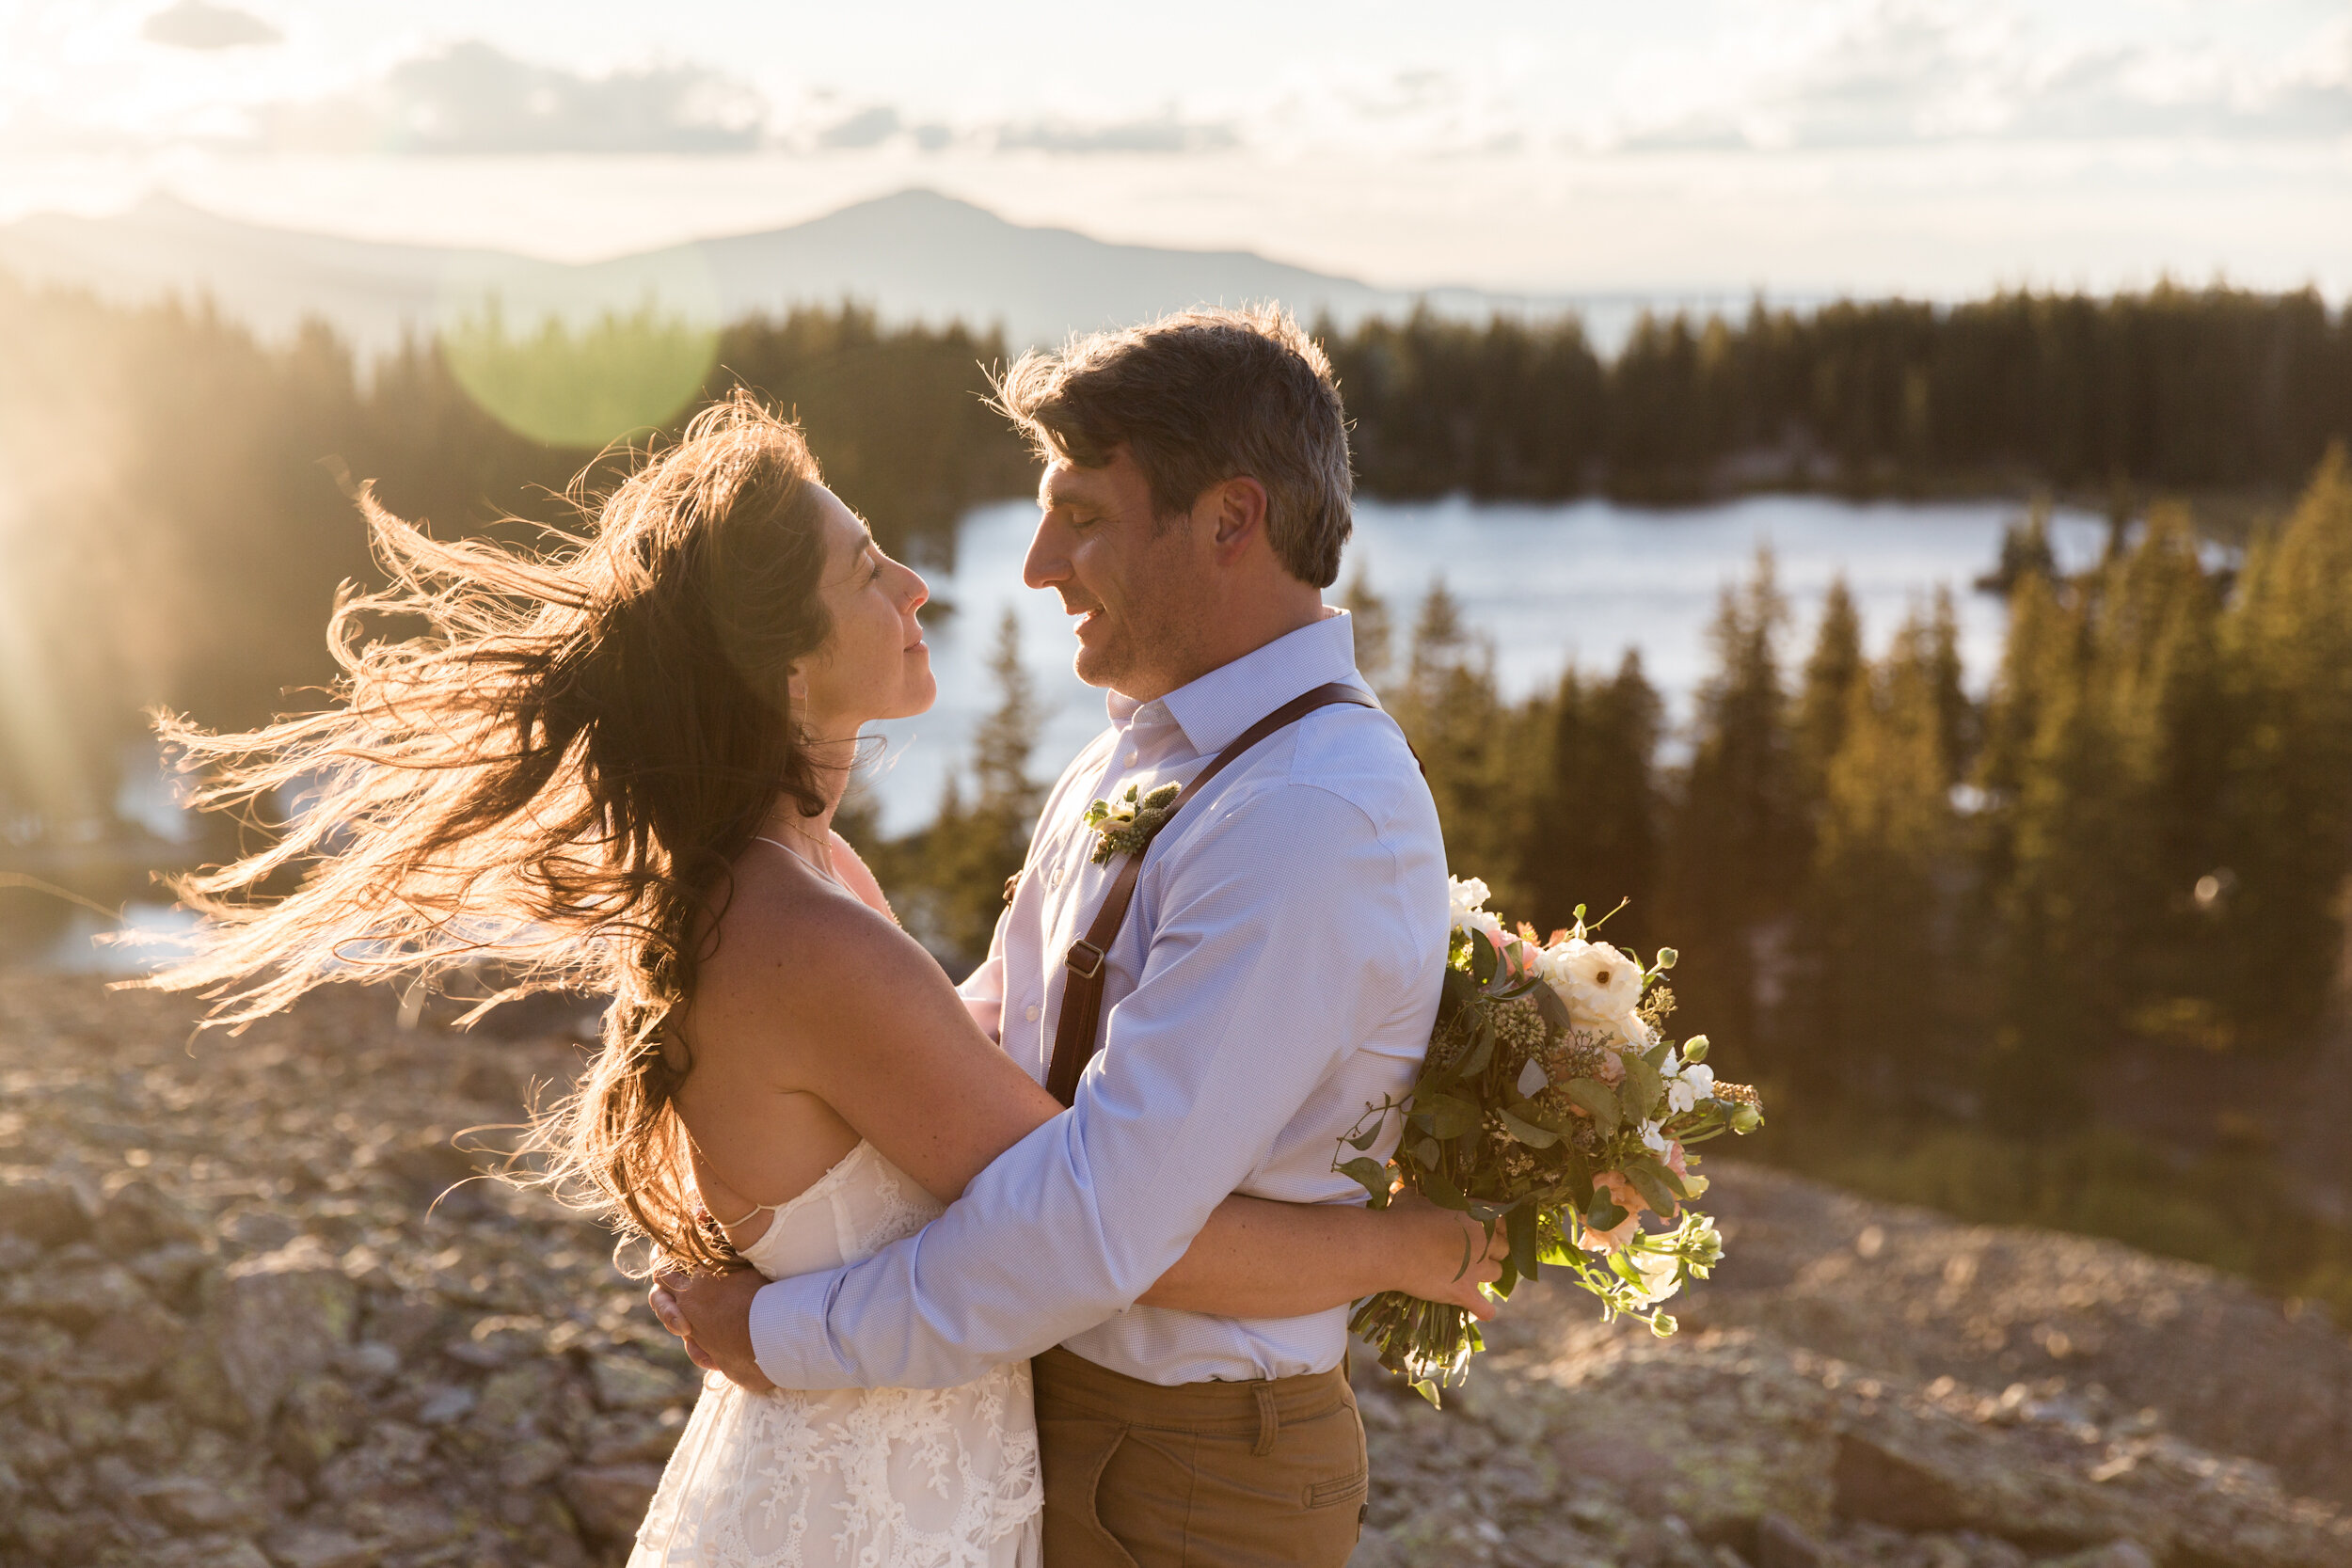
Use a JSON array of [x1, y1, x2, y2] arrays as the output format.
[[1042, 681, 1378, 1107]]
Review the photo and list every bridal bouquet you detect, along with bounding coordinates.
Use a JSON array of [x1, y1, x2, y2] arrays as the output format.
[[1336, 877, 1763, 1399]]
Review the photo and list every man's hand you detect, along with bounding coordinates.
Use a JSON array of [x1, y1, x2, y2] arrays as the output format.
[[648, 1265, 776, 1394], [1385, 1190, 1510, 1320]]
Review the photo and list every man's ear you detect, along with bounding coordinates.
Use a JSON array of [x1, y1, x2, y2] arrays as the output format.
[[1207, 477, 1269, 562]]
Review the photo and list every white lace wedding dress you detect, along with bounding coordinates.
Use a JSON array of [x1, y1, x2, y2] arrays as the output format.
[[628, 1140, 1044, 1568]]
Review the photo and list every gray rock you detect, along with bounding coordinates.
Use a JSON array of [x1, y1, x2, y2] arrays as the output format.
[[96, 1175, 199, 1257], [272, 1376, 365, 1475], [80, 1290, 189, 1383], [341, 1490, 461, 1550], [498, 1435, 572, 1489], [135, 1474, 261, 1532], [214, 1239, 359, 1428], [413, 1385, 476, 1426], [333, 1340, 403, 1387], [582, 1408, 691, 1465], [161, 1329, 249, 1433], [0, 1167, 93, 1247], [12, 1507, 76, 1559], [1830, 1408, 2138, 1547], [2049, 1544, 2158, 1568], [562, 1463, 666, 1542], [312, 1421, 433, 1506], [258, 1522, 381, 1568], [443, 1311, 546, 1370], [1752, 1513, 1825, 1568], [589, 1348, 697, 1411]]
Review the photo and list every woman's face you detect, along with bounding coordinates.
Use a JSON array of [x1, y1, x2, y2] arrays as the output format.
[[795, 486, 935, 733]]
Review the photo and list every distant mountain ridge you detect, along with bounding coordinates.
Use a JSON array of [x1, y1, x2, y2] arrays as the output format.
[[0, 188, 1748, 356]]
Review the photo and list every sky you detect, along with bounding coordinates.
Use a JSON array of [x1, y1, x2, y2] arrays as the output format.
[[1, 0, 2346, 297]]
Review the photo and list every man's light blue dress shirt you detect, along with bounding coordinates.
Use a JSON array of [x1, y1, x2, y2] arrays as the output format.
[[746, 610, 1449, 1388]]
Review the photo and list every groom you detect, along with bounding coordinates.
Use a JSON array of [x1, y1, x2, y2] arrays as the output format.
[[657, 306, 1449, 1565]]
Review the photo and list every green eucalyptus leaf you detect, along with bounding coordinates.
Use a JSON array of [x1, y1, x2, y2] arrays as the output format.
[[1565, 1078, 1621, 1134], [1506, 1201, 1541, 1283], [1420, 1168, 1468, 1209], [1425, 1094, 1483, 1140], [1470, 930, 1499, 985], [1621, 1053, 1665, 1118], [1412, 1136, 1442, 1169], [1623, 1159, 1679, 1215], [1457, 1019, 1498, 1077], [1584, 1186, 1628, 1231], [1517, 1058, 1548, 1098], [1338, 1157, 1391, 1202], [1496, 1107, 1559, 1148]]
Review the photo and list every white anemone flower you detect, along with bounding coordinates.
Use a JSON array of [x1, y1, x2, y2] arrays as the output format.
[[1447, 877, 1494, 930], [1625, 1247, 1683, 1306], [1542, 938, 1645, 1033]]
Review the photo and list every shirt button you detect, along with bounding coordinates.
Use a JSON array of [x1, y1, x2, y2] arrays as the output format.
[[1024, 1005, 1041, 1022], [1049, 865, 1064, 889], [1123, 751, 1138, 766]]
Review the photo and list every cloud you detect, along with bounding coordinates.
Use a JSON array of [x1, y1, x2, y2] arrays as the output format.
[[993, 113, 1239, 155], [817, 106, 900, 150], [1616, 1, 2352, 152], [140, 1, 281, 51], [268, 40, 764, 155]]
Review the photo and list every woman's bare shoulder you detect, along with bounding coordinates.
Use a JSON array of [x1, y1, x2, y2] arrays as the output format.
[[701, 857, 918, 1003], [825, 831, 895, 920]]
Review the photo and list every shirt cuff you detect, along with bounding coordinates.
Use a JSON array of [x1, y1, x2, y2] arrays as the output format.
[[747, 1269, 846, 1390]]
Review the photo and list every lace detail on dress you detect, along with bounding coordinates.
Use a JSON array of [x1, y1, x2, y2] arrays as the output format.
[[628, 1144, 1043, 1568]]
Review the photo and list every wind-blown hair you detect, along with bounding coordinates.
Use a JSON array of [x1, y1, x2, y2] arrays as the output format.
[[144, 391, 835, 1270]]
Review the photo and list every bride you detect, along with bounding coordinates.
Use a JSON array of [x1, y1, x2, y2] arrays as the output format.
[[148, 394, 1499, 1567]]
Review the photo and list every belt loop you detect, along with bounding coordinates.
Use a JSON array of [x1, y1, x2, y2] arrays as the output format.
[[1252, 1384, 1279, 1457]]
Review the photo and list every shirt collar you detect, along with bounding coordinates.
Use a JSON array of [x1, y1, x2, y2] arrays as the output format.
[[1104, 610, 1363, 758]]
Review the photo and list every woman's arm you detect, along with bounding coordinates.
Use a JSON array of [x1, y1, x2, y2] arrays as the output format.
[[711, 878, 1501, 1319]]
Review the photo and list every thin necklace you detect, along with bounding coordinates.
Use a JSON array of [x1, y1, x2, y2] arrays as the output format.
[[753, 832, 846, 891]]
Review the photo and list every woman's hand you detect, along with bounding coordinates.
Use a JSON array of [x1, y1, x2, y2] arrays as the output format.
[[1379, 1191, 1512, 1320]]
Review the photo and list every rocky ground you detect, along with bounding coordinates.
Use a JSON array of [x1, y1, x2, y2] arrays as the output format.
[[0, 974, 2347, 1568]]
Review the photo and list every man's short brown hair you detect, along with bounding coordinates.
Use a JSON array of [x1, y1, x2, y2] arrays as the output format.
[[993, 306, 1355, 588]]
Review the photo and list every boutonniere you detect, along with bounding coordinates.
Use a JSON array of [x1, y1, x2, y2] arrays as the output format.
[[1082, 781, 1181, 865]]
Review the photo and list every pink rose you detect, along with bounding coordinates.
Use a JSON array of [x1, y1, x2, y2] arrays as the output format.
[[1580, 1169, 1646, 1250]]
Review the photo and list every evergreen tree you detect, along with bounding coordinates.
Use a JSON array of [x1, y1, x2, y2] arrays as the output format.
[[1340, 571, 1397, 690], [1523, 652, 1663, 953], [1803, 616, 1958, 1109], [905, 610, 1044, 969], [1390, 580, 1535, 913], [2216, 448, 2352, 1043], [1794, 577, 1866, 810], [2096, 506, 2232, 1039], [1926, 587, 1976, 784], [1661, 551, 1803, 1070]]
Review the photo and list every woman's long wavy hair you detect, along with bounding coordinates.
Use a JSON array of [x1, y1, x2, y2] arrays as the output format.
[[146, 391, 837, 1271]]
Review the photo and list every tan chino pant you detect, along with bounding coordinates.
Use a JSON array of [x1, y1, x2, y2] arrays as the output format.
[[1032, 1345, 1368, 1568]]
